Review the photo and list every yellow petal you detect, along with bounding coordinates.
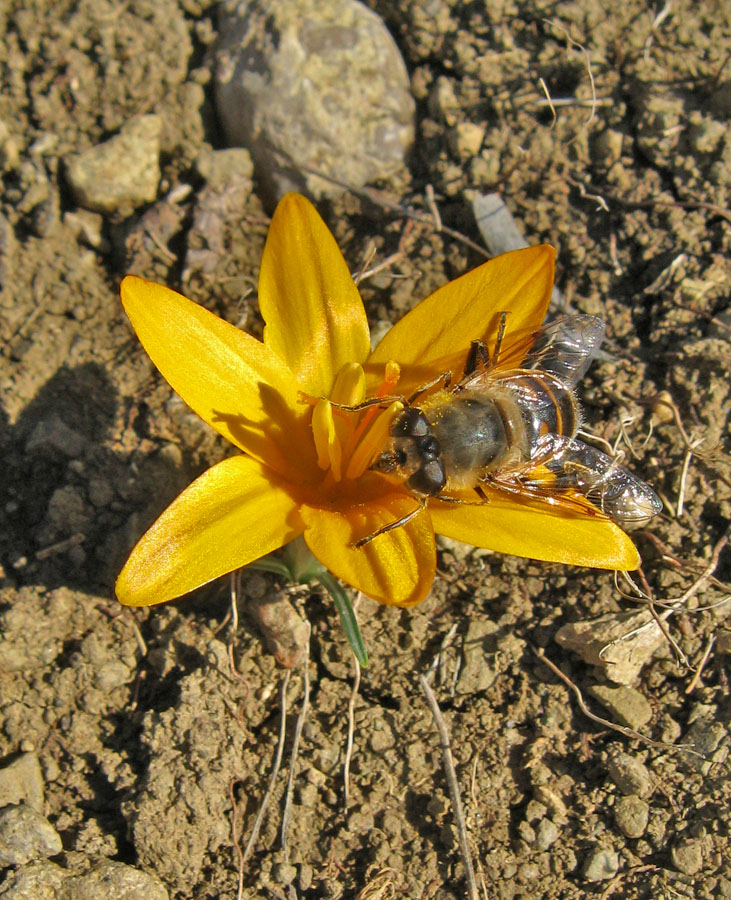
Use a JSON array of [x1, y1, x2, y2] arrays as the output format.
[[259, 193, 371, 396], [116, 455, 303, 606], [300, 477, 436, 607], [120, 276, 316, 480], [429, 494, 640, 570], [369, 246, 554, 376]]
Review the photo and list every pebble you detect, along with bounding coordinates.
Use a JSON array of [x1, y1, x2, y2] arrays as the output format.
[[272, 862, 297, 886], [614, 795, 649, 838], [214, 0, 414, 200], [0, 805, 62, 866], [63, 860, 169, 899], [455, 619, 498, 695], [66, 115, 162, 216], [581, 847, 619, 882], [607, 752, 653, 798], [535, 818, 559, 850], [0, 753, 45, 812], [0, 860, 65, 897], [555, 610, 665, 685], [589, 684, 652, 731], [671, 838, 704, 876], [25, 414, 86, 458]]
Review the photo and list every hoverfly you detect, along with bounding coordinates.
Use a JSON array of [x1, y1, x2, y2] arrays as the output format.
[[358, 314, 662, 546]]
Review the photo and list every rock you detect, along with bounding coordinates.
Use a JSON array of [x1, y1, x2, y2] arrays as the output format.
[[0, 860, 66, 898], [681, 713, 729, 775], [535, 818, 559, 850], [614, 795, 649, 839], [0, 805, 62, 866], [589, 684, 652, 731], [195, 146, 254, 186], [25, 414, 86, 458], [671, 838, 703, 876], [0, 753, 45, 812], [64, 860, 169, 900], [213, 0, 414, 200], [456, 619, 498, 694], [607, 752, 653, 798], [581, 847, 619, 882], [555, 609, 666, 684], [66, 116, 162, 215], [448, 121, 485, 159]]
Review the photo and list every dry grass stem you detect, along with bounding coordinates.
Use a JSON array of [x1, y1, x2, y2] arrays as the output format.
[[420, 674, 479, 900], [241, 669, 291, 867], [343, 654, 361, 810], [282, 630, 311, 857], [533, 646, 705, 758]]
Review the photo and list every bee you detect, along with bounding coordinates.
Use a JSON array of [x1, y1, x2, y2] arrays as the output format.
[[359, 313, 662, 546]]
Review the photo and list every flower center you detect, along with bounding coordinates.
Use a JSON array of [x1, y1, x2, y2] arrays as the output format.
[[309, 362, 402, 483]]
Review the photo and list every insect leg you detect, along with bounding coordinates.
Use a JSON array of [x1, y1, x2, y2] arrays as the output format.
[[353, 498, 428, 548], [408, 370, 452, 403]]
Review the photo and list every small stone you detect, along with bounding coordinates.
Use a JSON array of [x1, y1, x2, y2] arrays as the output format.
[[25, 414, 86, 458], [273, 862, 297, 886], [581, 848, 619, 882], [555, 610, 665, 684], [0, 753, 45, 812], [671, 838, 703, 876], [449, 121, 485, 159], [456, 619, 498, 694], [589, 685, 652, 731], [607, 753, 653, 797], [0, 860, 66, 898], [614, 795, 649, 839], [195, 146, 254, 186], [298, 863, 314, 891], [214, 0, 414, 200], [87, 478, 114, 508], [64, 860, 169, 899], [0, 805, 62, 866], [66, 115, 162, 215], [681, 716, 729, 775], [535, 818, 559, 850]]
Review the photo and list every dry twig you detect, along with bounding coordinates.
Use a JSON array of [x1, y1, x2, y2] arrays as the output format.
[[420, 674, 479, 900]]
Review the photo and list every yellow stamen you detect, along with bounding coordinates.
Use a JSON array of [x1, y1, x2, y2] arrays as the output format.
[[312, 399, 342, 479], [346, 401, 403, 480]]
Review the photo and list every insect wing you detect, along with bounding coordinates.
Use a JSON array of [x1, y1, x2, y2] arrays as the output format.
[[528, 434, 663, 525], [521, 315, 605, 385]]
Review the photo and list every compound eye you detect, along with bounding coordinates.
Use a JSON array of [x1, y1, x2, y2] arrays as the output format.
[[406, 459, 445, 496], [418, 435, 440, 460], [392, 407, 429, 437]]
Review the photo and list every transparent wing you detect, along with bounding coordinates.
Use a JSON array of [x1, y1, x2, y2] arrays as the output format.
[[484, 433, 662, 526], [520, 315, 605, 385], [461, 314, 605, 390]]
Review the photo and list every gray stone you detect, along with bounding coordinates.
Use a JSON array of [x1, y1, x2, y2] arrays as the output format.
[[213, 0, 414, 200], [555, 609, 666, 684], [456, 619, 498, 695], [26, 414, 86, 458], [589, 684, 652, 731], [0, 859, 65, 898], [581, 847, 619, 882], [607, 752, 653, 798], [66, 116, 162, 215], [614, 795, 649, 839], [535, 818, 559, 850], [64, 860, 169, 900], [0, 754, 45, 812], [671, 838, 703, 876], [0, 805, 62, 866]]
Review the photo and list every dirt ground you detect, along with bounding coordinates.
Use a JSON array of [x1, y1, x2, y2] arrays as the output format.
[[1, 0, 730, 898]]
